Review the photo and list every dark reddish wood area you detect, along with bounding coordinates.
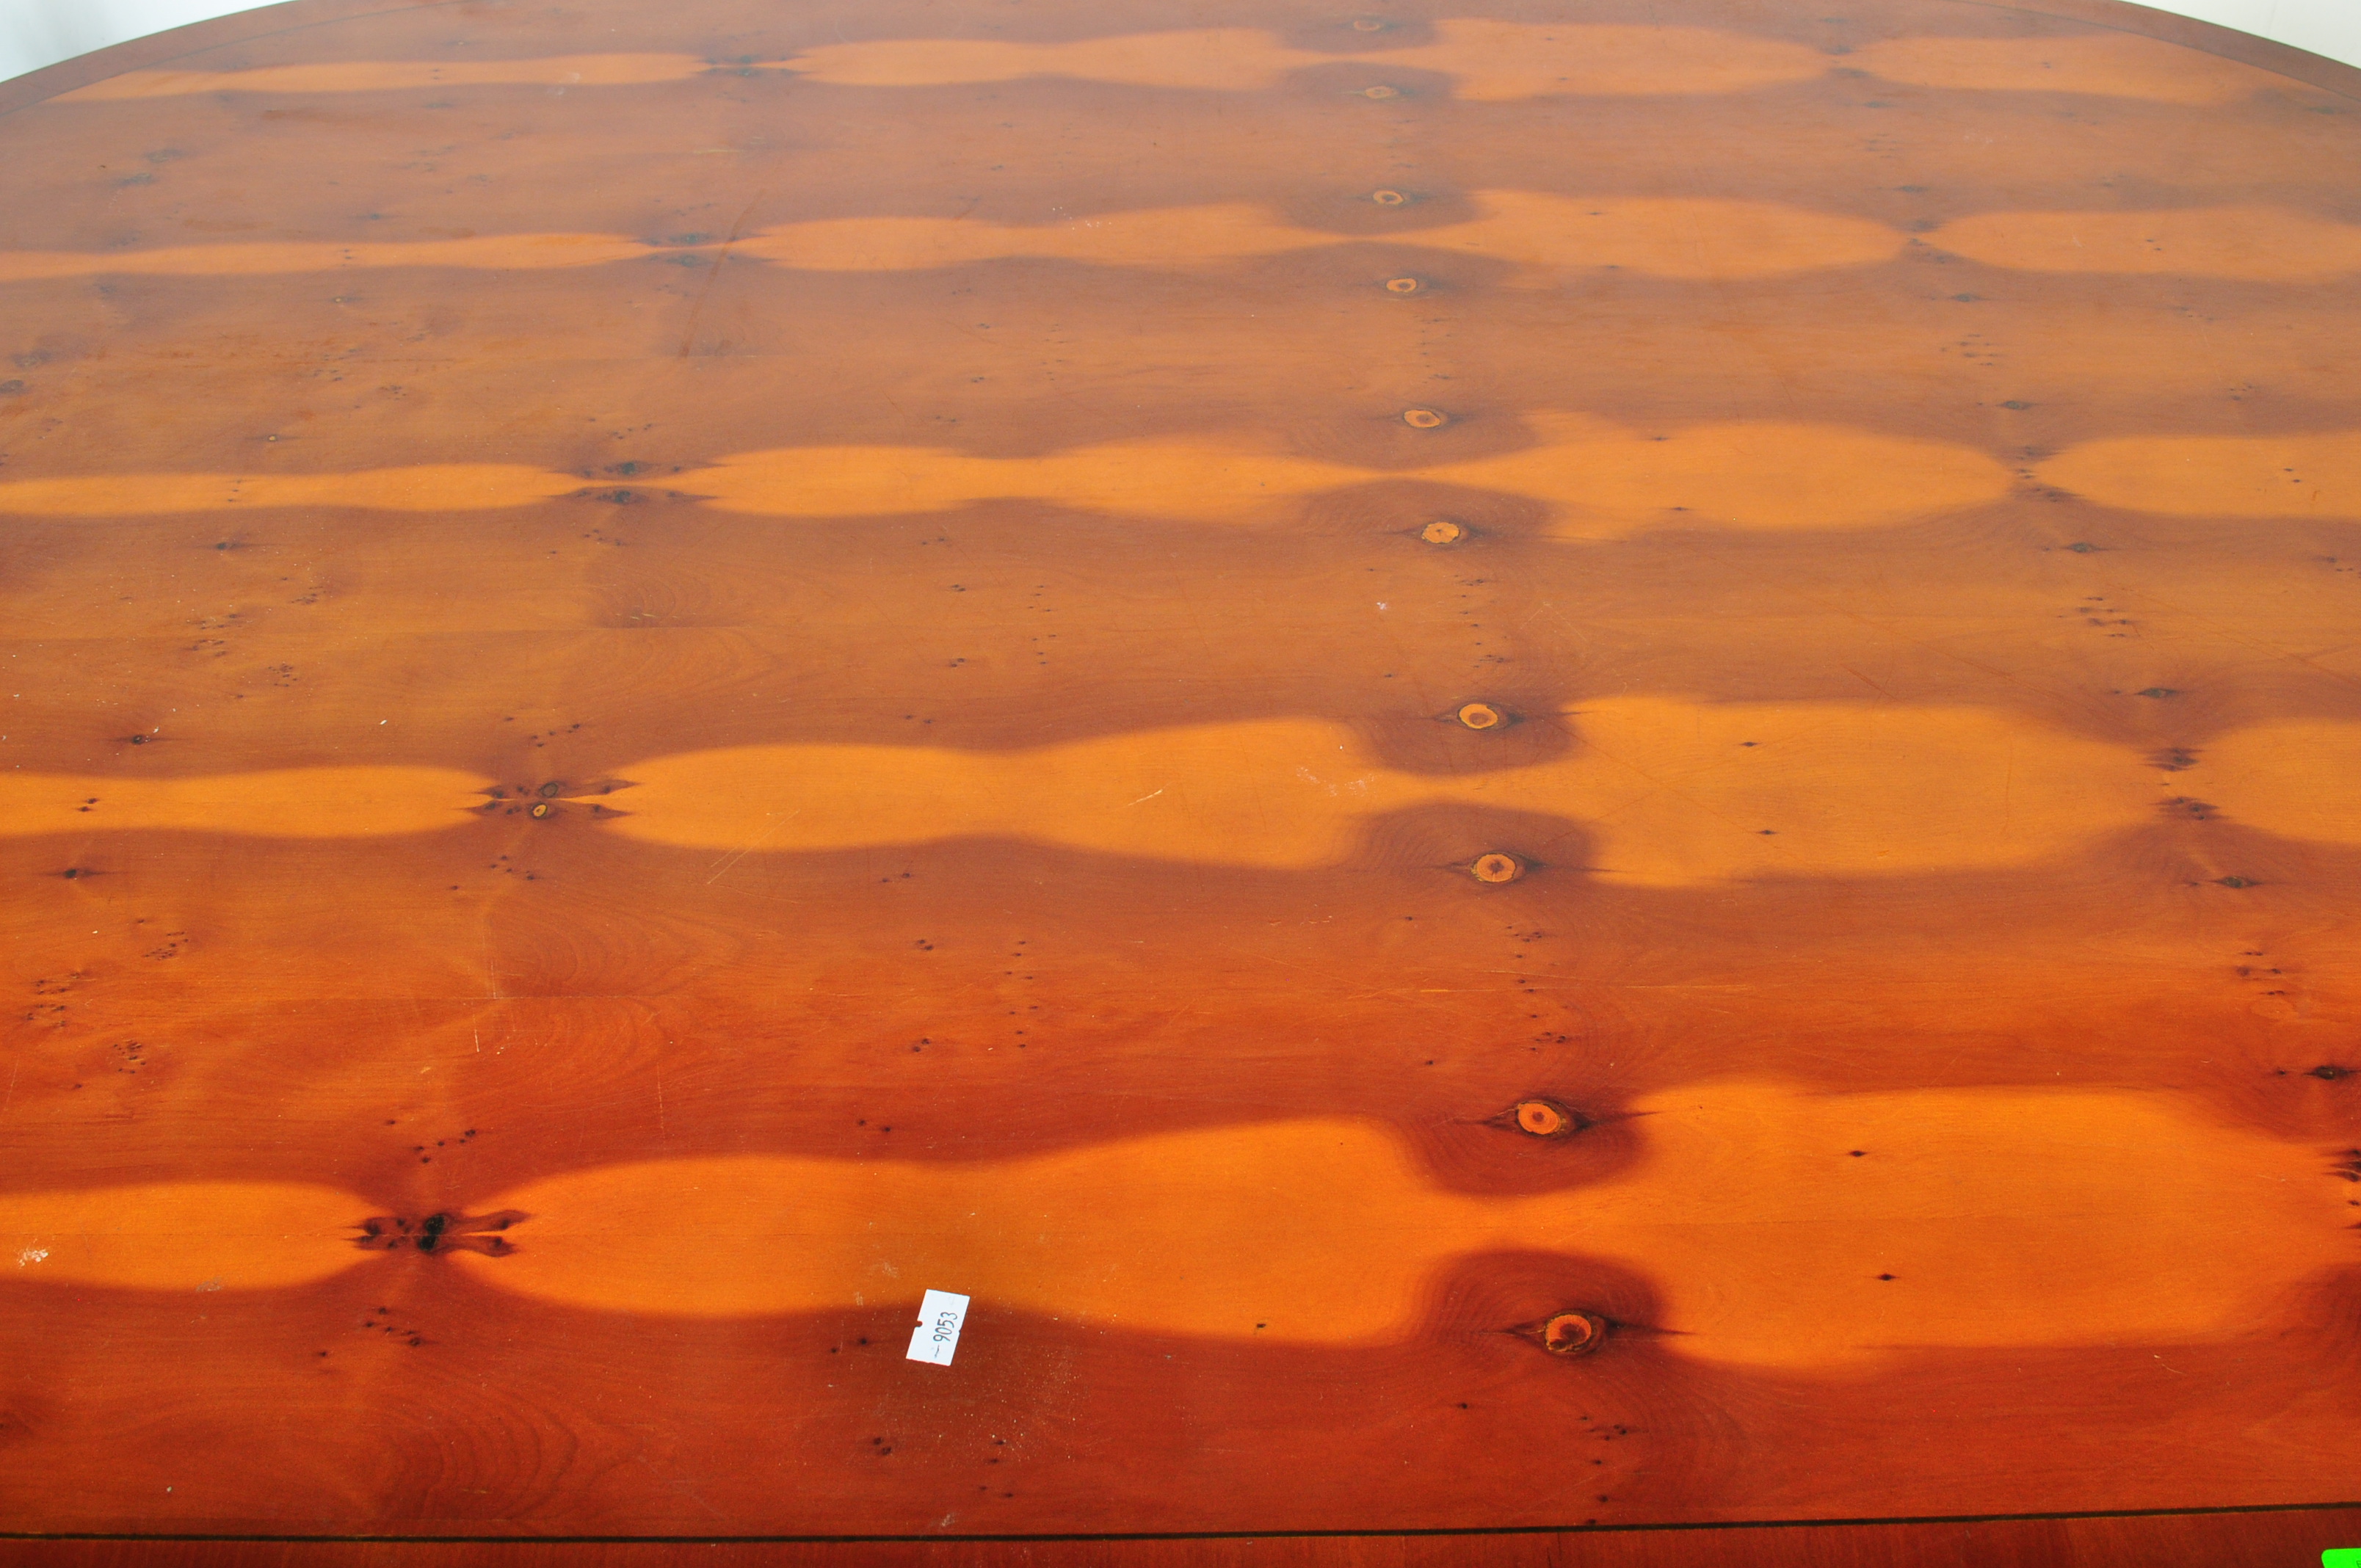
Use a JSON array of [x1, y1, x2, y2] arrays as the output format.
[[6, 1510, 2361, 1567]]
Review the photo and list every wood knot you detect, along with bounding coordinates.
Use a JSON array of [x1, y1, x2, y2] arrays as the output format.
[[1470, 852, 1526, 885], [1455, 701, 1504, 730], [1370, 189, 1408, 206], [1515, 1311, 1609, 1357], [1503, 1097, 1584, 1137], [1419, 518, 1465, 543], [1386, 277, 1424, 295], [354, 1210, 528, 1257], [1401, 407, 1447, 429]]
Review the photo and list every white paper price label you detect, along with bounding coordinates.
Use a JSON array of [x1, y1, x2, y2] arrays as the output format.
[[905, 1289, 970, 1366]]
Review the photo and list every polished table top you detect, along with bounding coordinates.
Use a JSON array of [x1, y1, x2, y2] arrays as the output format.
[[1, 0, 2360, 1551]]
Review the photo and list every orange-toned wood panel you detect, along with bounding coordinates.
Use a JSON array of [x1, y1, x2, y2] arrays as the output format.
[[5, 1513, 2361, 1566], [3, 0, 2360, 1544]]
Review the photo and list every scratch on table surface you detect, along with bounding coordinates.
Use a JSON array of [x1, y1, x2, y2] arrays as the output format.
[[677, 189, 769, 357], [2003, 737, 2016, 838], [1834, 659, 1901, 701], [706, 810, 796, 884], [2100, 579, 2361, 692]]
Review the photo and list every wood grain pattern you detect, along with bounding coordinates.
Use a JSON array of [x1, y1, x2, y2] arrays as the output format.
[[7, 1513, 2361, 1567], [3, 0, 2360, 1547]]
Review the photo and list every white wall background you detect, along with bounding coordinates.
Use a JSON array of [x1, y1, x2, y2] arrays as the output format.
[[0, 0, 2357, 84], [2153, 0, 2361, 67], [1, 0, 265, 83]]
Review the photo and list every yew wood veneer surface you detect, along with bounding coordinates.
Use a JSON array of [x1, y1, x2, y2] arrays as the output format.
[[2, 0, 2361, 1553]]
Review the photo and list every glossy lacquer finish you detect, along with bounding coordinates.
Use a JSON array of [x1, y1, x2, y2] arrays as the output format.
[[2, 0, 2360, 1545]]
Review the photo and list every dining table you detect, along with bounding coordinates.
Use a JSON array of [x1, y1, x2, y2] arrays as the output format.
[[3, 0, 2360, 1561]]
